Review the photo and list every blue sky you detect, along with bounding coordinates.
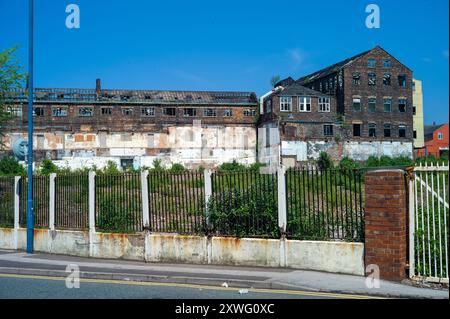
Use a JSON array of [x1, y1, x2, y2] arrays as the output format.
[[0, 0, 448, 125]]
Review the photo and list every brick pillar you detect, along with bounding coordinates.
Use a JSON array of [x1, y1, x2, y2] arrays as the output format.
[[364, 169, 408, 281]]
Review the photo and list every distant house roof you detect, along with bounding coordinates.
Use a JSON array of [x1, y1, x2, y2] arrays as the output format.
[[274, 77, 295, 88], [424, 124, 446, 141], [6, 88, 258, 105]]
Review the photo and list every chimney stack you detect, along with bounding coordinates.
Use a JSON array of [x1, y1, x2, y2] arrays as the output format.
[[96, 78, 101, 94]]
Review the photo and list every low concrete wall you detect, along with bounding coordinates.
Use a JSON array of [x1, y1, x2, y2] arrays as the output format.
[[0, 228, 364, 276]]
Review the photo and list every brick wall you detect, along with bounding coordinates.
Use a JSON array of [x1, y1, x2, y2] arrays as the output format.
[[364, 169, 408, 281]]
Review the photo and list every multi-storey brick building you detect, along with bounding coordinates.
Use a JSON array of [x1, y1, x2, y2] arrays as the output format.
[[260, 46, 414, 165], [2, 80, 259, 169]]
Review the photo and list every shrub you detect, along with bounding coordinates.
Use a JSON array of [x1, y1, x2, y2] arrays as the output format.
[[100, 160, 119, 175], [339, 157, 361, 171], [151, 158, 165, 171], [96, 198, 136, 233], [218, 160, 246, 172], [170, 163, 186, 173], [364, 156, 380, 167], [38, 159, 58, 176], [316, 152, 333, 170], [0, 156, 26, 176]]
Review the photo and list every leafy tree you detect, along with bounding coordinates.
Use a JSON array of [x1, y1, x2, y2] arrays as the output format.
[[0, 156, 26, 176], [0, 47, 26, 148], [169, 163, 186, 173], [270, 75, 281, 87], [317, 152, 333, 170], [37, 159, 58, 176]]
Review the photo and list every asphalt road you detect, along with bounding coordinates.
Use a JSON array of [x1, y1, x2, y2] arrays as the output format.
[[0, 274, 355, 299]]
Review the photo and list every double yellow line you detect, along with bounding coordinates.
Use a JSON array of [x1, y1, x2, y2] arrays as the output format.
[[0, 273, 383, 299]]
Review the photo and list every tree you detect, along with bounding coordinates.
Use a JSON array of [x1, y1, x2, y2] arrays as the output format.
[[0, 47, 26, 148], [270, 75, 281, 87]]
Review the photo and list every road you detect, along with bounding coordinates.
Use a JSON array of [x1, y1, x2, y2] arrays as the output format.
[[0, 274, 358, 299]]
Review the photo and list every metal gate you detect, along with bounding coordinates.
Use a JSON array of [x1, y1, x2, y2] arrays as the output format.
[[409, 162, 449, 283]]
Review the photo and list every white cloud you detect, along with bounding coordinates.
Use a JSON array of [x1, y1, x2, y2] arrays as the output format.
[[287, 48, 307, 69], [421, 57, 432, 63], [443, 50, 449, 59]]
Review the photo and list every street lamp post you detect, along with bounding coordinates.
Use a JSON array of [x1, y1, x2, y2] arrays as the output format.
[[27, 0, 34, 254]]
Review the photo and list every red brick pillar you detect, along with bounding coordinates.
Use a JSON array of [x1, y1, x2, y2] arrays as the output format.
[[364, 169, 408, 281]]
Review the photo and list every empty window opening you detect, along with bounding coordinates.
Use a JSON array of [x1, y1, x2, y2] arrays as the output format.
[[369, 123, 377, 137]]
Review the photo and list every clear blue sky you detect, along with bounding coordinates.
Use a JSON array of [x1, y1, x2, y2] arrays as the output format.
[[0, 0, 448, 125]]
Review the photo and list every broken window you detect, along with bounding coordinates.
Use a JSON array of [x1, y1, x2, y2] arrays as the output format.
[[298, 96, 311, 112], [368, 98, 376, 112], [367, 58, 376, 68], [353, 124, 361, 137], [280, 97, 292, 112], [203, 108, 217, 117], [398, 99, 407, 113], [369, 123, 377, 137], [101, 107, 112, 115], [383, 73, 391, 86], [352, 72, 361, 86], [399, 125, 407, 138], [318, 97, 330, 112], [368, 73, 376, 86], [120, 158, 134, 170], [33, 107, 45, 117], [163, 108, 176, 116], [265, 100, 272, 114], [413, 131, 417, 139], [8, 106, 22, 117], [52, 107, 67, 117], [383, 99, 392, 112], [413, 106, 416, 115], [324, 124, 334, 136], [183, 108, 197, 117], [383, 59, 391, 68], [122, 108, 133, 116], [352, 98, 361, 111], [398, 75, 407, 87], [384, 124, 391, 138], [78, 107, 93, 117], [244, 109, 256, 117], [224, 109, 233, 117], [141, 107, 155, 117]]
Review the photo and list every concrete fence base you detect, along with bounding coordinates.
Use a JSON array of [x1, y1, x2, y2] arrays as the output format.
[[0, 228, 364, 276]]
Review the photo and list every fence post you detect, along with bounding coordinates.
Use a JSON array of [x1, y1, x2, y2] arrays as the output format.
[[49, 173, 56, 231], [14, 176, 21, 250], [408, 168, 415, 279], [204, 169, 212, 228], [88, 171, 96, 256], [141, 170, 150, 228], [277, 166, 287, 236]]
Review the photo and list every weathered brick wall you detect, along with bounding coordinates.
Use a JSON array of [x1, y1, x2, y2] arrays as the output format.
[[364, 169, 408, 281]]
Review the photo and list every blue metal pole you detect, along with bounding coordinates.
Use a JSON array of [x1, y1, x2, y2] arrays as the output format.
[[26, 0, 34, 254]]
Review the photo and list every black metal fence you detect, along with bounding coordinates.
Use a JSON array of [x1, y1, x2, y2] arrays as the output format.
[[55, 174, 89, 230], [147, 171, 205, 234], [95, 173, 142, 233], [286, 168, 365, 242], [210, 170, 279, 238], [19, 176, 49, 228], [0, 177, 15, 228]]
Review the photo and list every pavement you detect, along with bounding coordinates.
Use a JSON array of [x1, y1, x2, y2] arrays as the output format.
[[0, 249, 448, 299]]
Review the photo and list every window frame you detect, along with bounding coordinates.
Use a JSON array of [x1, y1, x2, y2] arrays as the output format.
[[163, 107, 177, 116], [223, 109, 233, 117], [353, 123, 362, 137], [101, 107, 113, 115], [203, 108, 217, 117], [368, 123, 377, 138], [298, 96, 312, 112], [398, 75, 407, 88], [121, 107, 134, 116], [367, 58, 376, 68], [33, 107, 45, 117], [323, 124, 334, 136], [318, 97, 331, 112], [383, 98, 392, 113], [438, 132, 444, 140], [398, 99, 407, 113], [78, 107, 93, 117], [52, 106, 68, 117], [383, 73, 392, 86], [280, 96, 293, 112], [383, 59, 391, 68], [368, 98, 377, 112], [384, 124, 392, 138], [399, 125, 407, 138], [183, 108, 197, 117], [141, 107, 155, 117], [352, 98, 362, 112], [368, 73, 377, 86]]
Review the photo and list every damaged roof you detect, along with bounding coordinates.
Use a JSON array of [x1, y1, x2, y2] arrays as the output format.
[[272, 82, 331, 98], [297, 49, 371, 84], [7, 88, 258, 105]]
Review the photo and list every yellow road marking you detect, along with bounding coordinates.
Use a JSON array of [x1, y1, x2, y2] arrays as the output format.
[[0, 273, 384, 299]]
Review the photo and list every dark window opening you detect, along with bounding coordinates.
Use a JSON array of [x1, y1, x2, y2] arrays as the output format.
[[368, 73, 376, 86], [183, 108, 197, 117], [122, 108, 133, 116], [52, 107, 67, 117], [164, 108, 176, 116], [368, 99, 376, 112], [324, 125, 334, 136], [413, 106, 416, 115], [204, 108, 217, 117], [413, 131, 417, 139], [383, 74, 391, 86], [101, 107, 112, 115], [368, 58, 376, 68], [33, 107, 45, 117], [384, 124, 391, 138], [224, 109, 233, 117], [398, 99, 407, 113], [399, 125, 407, 138], [398, 75, 407, 87], [79, 107, 93, 117], [352, 98, 361, 111], [353, 124, 361, 137], [369, 124, 377, 137]]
